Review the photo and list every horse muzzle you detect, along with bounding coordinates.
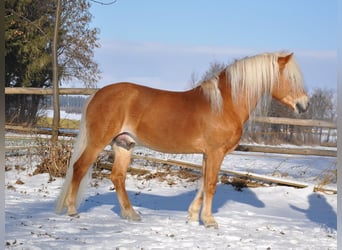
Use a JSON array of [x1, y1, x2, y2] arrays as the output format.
[[294, 96, 309, 114]]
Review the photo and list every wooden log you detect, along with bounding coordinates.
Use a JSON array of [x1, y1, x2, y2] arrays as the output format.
[[237, 144, 337, 157], [313, 186, 337, 195], [130, 155, 308, 188], [131, 155, 337, 193], [161, 158, 309, 188]]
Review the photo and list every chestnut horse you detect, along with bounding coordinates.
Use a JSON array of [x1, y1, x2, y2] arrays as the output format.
[[56, 52, 309, 228]]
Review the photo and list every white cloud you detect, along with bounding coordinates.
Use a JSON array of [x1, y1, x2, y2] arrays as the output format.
[[94, 40, 337, 91], [100, 39, 336, 59], [100, 39, 261, 57]]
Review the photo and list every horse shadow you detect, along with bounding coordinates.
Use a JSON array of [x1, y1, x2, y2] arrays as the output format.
[[80, 184, 265, 216], [290, 193, 337, 230]]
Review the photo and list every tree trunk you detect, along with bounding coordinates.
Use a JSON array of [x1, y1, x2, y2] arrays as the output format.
[[51, 0, 62, 143]]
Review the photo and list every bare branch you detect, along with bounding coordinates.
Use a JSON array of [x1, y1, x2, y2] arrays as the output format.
[[90, 0, 118, 5]]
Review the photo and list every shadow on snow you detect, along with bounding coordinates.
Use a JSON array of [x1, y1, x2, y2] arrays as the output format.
[[290, 193, 337, 230], [5, 184, 336, 231], [80, 184, 265, 217], [79, 184, 336, 230]]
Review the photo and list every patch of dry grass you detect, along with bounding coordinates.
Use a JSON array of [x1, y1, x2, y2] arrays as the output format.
[[34, 141, 72, 180], [220, 174, 267, 191], [37, 116, 80, 129]]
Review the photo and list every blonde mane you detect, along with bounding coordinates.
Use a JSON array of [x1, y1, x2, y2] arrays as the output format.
[[200, 75, 223, 113], [200, 52, 304, 113]]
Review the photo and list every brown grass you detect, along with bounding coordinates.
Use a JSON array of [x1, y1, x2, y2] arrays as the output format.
[[128, 165, 201, 185], [34, 141, 72, 180], [220, 174, 267, 191], [313, 169, 337, 194]]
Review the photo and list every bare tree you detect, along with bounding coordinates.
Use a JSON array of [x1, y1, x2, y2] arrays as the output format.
[[189, 60, 226, 87], [90, 0, 117, 5], [201, 60, 226, 81], [306, 88, 336, 143], [189, 71, 199, 88], [52, 0, 62, 143], [307, 89, 335, 121]]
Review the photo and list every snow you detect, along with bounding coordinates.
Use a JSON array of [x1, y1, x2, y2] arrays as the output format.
[[5, 147, 337, 249], [44, 110, 82, 121]]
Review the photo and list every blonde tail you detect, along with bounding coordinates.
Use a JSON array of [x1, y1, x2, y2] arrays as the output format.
[[55, 95, 94, 214]]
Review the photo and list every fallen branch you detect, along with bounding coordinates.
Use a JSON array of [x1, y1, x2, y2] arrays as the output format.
[[129, 155, 337, 194], [152, 157, 308, 188], [109, 154, 307, 188]]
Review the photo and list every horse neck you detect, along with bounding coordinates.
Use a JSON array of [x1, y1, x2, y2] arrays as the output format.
[[218, 72, 261, 124]]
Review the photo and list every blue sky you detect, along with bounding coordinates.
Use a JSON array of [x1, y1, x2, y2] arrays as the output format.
[[88, 0, 337, 91]]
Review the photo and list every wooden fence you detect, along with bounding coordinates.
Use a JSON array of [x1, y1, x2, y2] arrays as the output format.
[[5, 87, 337, 157], [5, 87, 97, 95]]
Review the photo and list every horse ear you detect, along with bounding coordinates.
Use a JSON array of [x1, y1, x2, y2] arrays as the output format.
[[278, 53, 293, 69]]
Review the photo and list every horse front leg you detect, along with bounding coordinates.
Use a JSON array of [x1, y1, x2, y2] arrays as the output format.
[[111, 141, 141, 221], [187, 178, 204, 223], [187, 156, 206, 223], [201, 150, 225, 228]]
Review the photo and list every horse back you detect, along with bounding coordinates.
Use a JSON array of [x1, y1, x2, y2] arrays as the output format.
[[85, 82, 241, 154]]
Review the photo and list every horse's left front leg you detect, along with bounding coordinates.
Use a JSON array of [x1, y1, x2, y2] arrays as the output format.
[[201, 150, 225, 228]]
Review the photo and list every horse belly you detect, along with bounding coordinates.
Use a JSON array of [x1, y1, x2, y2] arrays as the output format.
[[134, 118, 204, 154]]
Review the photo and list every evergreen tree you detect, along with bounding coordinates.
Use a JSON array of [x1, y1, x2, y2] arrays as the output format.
[[5, 0, 100, 124]]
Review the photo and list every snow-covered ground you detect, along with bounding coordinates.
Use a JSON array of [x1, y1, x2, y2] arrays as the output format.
[[44, 110, 82, 121], [5, 146, 337, 249]]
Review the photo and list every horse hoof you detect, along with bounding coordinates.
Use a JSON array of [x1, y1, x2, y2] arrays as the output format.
[[67, 207, 78, 217], [122, 209, 141, 221], [187, 214, 199, 225], [187, 212, 199, 221], [186, 219, 200, 226], [204, 222, 218, 229], [203, 217, 218, 229], [69, 213, 80, 219]]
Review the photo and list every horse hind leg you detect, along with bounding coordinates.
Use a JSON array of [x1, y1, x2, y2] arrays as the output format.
[[65, 145, 103, 216], [111, 133, 141, 221]]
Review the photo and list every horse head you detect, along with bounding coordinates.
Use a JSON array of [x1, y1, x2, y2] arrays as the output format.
[[272, 53, 309, 113]]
